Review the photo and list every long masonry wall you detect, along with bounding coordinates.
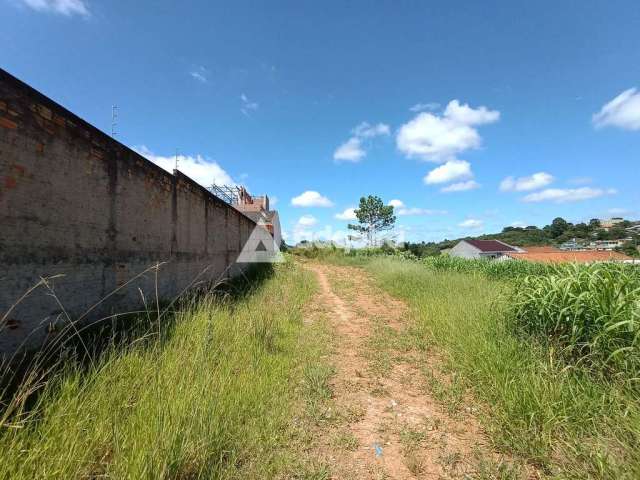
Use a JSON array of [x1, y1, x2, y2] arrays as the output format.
[[0, 69, 257, 359]]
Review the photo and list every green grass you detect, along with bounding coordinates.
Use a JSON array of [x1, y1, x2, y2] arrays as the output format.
[[0, 260, 327, 479], [360, 257, 640, 479]]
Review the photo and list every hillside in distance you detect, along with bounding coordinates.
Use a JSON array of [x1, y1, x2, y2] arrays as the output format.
[[402, 217, 640, 257]]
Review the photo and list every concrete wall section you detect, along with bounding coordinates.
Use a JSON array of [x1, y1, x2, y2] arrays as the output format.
[[0, 69, 257, 359], [449, 241, 482, 259]]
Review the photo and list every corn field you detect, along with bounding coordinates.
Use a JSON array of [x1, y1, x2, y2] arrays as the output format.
[[507, 263, 640, 378], [421, 255, 555, 279]]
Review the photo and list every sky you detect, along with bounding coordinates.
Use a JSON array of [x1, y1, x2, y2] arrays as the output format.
[[2, 0, 640, 244]]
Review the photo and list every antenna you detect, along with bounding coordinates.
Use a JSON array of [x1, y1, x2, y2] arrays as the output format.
[[111, 105, 118, 137], [175, 148, 179, 171]]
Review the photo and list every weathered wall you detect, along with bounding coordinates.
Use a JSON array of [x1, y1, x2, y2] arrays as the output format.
[[449, 241, 481, 259], [0, 69, 257, 359]]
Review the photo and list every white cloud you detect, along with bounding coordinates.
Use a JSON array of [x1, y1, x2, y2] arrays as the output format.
[[510, 221, 527, 228], [397, 99, 499, 162], [352, 122, 390, 138], [424, 160, 473, 184], [440, 180, 480, 192], [522, 187, 616, 203], [499, 172, 554, 192], [593, 88, 640, 130], [291, 190, 334, 207], [297, 214, 317, 227], [268, 195, 278, 207], [409, 102, 440, 112], [189, 66, 208, 83], [388, 199, 446, 216], [291, 226, 313, 243], [396, 207, 447, 216], [134, 146, 234, 188], [458, 219, 484, 229], [21, 0, 88, 16], [240, 93, 259, 116], [397, 114, 479, 161], [333, 137, 365, 162], [443, 100, 500, 126], [333, 121, 389, 162], [335, 207, 357, 220]]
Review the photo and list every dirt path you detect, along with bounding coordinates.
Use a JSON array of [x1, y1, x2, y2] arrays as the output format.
[[303, 262, 519, 479]]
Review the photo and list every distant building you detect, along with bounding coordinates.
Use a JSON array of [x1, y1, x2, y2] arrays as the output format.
[[450, 239, 520, 259], [559, 238, 585, 251], [210, 185, 282, 248], [587, 238, 632, 251], [600, 217, 624, 231]]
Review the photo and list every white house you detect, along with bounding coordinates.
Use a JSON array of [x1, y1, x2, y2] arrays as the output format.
[[587, 238, 632, 251], [449, 239, 520, 259]]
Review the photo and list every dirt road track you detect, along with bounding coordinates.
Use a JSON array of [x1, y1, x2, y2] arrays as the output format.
[[303, 262, 525, 479]]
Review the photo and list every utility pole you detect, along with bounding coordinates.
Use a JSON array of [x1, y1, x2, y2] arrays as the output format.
[[111, 105, 118, 137]]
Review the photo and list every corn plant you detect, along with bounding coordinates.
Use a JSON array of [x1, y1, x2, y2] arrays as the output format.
[[508, 263, 640, 378]]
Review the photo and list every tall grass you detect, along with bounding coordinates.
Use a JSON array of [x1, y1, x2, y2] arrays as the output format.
[[362, 257, 640, 478], [0, 261, 320, 479], [508, 263, 640, 379]]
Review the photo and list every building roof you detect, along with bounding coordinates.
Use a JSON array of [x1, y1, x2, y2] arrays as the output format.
[[464, 239, 517, 252], [506, 250, 632, 264], [521, 245, 562, 253]]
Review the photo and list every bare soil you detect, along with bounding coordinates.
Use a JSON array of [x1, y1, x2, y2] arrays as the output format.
[[302, 262, 527, 479]]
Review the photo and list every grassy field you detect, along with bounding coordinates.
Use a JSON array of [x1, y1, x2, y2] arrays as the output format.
[[0, 260, 332, 479], [361, 256, 640, 479], [3, 249, 638, 479]]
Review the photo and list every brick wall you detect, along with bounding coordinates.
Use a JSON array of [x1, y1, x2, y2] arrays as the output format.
[[0, 69, 257, 359]]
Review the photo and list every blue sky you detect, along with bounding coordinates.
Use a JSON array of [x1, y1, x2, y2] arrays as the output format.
[[2, 0, 639, 244]]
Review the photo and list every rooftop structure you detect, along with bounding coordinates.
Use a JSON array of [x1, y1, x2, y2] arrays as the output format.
[[209, 184, 281, 247], [518, 245, 562, 253], [450, 239, 520, 259], [505, 250, 632, 264]]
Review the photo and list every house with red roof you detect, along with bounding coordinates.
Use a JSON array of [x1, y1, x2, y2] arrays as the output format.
[[450, 239, 521, 259], [504, 250, 632, 264]]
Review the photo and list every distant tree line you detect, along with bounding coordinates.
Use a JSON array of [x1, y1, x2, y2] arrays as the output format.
[[398, 217, 640, 258]]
